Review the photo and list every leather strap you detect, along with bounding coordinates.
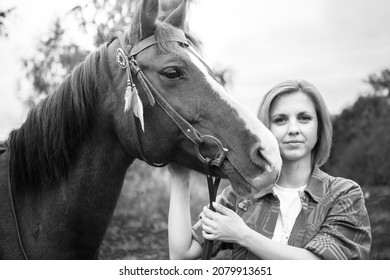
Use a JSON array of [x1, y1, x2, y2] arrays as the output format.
[[8, 169, 28, 259], [1, 142, 29, 260], [201, 158, 221, 260], [130, 59, 203, 146], [129, 33, 189, 57]]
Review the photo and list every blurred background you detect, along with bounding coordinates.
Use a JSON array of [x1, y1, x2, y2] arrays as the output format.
[[0, 0, 389, 259]]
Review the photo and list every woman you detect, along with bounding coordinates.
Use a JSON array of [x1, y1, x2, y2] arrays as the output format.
[[168, 80, 371, 259]]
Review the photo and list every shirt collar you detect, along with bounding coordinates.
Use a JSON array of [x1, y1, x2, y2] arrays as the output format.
[[252, 165, 327, 202], [304, 165, 327, 202], [252, 182, 274, 199]]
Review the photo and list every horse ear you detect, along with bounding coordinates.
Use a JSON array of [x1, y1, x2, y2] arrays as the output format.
[[164, 0, 188, 30], [130, 0, 159, 41]]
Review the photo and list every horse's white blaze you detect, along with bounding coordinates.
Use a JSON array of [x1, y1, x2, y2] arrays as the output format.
[[187, 48, 282, 174]]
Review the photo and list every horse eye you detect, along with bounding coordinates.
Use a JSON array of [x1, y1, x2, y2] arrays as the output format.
[[162, 68, 183, 80]]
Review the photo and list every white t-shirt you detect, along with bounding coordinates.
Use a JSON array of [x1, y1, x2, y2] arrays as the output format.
[[271, 184, 306, 244]]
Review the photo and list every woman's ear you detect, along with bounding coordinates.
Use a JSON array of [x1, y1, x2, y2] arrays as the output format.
[[129, 0, 159, 42], [164, 0, 188, 30]]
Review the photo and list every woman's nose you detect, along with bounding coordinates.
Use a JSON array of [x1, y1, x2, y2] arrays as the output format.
[[287, 121, 300, 135]]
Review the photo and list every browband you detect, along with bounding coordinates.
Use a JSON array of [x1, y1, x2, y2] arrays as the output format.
[[129, 32, 189, 57]]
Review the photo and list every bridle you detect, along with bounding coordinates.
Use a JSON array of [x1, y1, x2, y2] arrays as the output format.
[[7, 31, 226, 260], [111, 31, 227, 259]]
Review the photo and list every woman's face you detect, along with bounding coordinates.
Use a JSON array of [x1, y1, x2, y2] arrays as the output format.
[[269, 91, 318, 164]]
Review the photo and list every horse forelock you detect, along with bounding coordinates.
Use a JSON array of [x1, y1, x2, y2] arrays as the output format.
[[8, 48, 107, 192], [126, 20, 202, 56], [156, 22, 201, 52]]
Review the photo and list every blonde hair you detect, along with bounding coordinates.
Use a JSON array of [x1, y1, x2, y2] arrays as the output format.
[[257, 80, 333, 167]]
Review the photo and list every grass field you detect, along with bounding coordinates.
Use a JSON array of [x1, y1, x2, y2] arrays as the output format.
[[100, 160, 390, 260]]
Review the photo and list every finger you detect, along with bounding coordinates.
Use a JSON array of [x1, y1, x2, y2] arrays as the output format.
[[213, 202, 233, 216], [201, 223, 214, 233], [201, 216, 216, 228], [202, 230, 216, 240], [203, 206, 220, 220]]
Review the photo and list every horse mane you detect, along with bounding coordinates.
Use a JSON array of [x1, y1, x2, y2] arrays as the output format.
[[8, 19, 201, 192], [8, 47, 106, 191]]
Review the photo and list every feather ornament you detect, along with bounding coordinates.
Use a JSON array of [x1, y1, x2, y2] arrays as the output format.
[[124, 82, 132, 112], [124, 83, 145, 131], [131, 86, 145, 131]]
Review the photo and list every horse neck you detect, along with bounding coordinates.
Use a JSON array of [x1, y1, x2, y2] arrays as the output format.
[[10, 43, 140, 259], [17, 128, 135, 259], [65, 130, 134, 254]]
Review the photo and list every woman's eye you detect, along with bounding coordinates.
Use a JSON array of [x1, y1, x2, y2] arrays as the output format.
[[300, 115, 312, 122], [162, 68, 183, 80], [272, 117, 286, 125]]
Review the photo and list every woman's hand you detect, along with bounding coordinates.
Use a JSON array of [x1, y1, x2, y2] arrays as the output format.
[[201, 202, 249, 245]]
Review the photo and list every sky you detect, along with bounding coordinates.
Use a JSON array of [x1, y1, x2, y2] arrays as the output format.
[[1, 0, 390, 139]]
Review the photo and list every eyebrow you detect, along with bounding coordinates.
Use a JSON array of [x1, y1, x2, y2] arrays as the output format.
[[298, 111, 315, 115], [271, 110, 315, 117]]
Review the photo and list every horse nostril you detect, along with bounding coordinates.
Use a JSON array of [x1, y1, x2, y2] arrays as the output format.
[[250, 141, 282, 188], [250, 143, 272, 172]]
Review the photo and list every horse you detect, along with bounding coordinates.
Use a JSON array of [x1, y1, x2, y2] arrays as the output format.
[[0, 0, 281, 259]]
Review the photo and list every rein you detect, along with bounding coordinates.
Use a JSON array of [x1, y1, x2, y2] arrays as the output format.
[[8, 168, 29, 260], [1, 143, 29, 259]]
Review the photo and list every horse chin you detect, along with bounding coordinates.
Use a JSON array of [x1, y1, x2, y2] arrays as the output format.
[[219, 160, 278, 197], [218, 161, 253, 196]]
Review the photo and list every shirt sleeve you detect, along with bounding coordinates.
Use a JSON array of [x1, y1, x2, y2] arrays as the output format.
[[305, 181, 372, 259], [191, 186, 237, 257]]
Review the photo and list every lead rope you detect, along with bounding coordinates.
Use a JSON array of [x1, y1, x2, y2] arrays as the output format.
[[201, 158, 221, 260]]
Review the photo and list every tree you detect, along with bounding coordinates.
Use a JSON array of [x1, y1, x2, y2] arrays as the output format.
[[22, 19, 90, 106], [366, 68, 390, 97], [23, 0, 140, 105], [324, 68, 390, 186], [0, 7, 15, 37]]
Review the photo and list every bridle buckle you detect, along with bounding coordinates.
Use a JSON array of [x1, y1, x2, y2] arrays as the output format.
[[194, 135, 228, 167]]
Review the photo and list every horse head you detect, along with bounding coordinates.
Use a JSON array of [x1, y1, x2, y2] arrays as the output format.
[[105, 0, 282, 194]]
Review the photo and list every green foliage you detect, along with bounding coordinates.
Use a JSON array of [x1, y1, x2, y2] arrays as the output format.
[[322, 69, 390, 259], [325, 69, 390, 186], [362, 186, 390, 259], [69, 0, 140, 47], [366, 69, 390, 96], [0, 7, 15, 38], [23, 20, 90, 106], [22, 0, 141, 105]]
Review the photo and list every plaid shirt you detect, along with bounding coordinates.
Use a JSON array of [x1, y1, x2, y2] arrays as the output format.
[[192, 167, 372, 259]]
